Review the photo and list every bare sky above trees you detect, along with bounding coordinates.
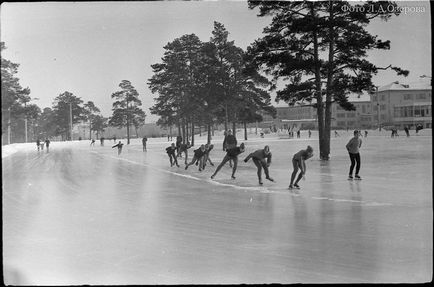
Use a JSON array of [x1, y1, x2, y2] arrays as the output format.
[[1, 1, 431, 123]]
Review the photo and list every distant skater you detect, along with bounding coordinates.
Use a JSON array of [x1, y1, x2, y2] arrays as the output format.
[[334, 130, 340, 137], [211, 143, 245, 180], [364, 130, 368, 138], [166, 143, 179, 167], [404, 126, 410, 137], [45, 138, 50, 152], [185, 144, 206, 171], [244, 145, 274, 185], [177, 141, 192, 164], [142, 136, 147, 152], [112, 141, 124, 155], [289, 145, 314, 189], [308, 130, 311, 138], [346, 130, 362, 180], [36, 139, 41, 151], [100, 137, 105, 146], [90, 139, 95, 146], [297, 130, 301, 138], [113, 136, 117, 143]]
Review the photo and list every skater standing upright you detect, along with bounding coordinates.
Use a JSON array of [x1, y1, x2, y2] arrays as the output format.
[[45, 138, 50, 152], [289, 146, 314, 189], [36, 139, 41, 151], [223, 130, 237, 167], [142, 136, 148, 152], [346, 130, 362, 180], [404, 126, 410, 137], [112, 141, 124, 155], [211, 143, 245, 180], [308, 130, 311, 138], [243, 145, 274, 185]]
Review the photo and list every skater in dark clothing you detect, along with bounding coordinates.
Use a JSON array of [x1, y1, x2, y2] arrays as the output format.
[[404, 126, 410, 137], [185, 144, 206, 171], [308, 130, 312, 138], [223, 130, 237, 167], [113, 136, 117, 143], [364, 130, 368, 138], [177, 141, 192, 164], [112, 141, 124, 155], [176, 135, 182, 153], [142, 137, 147, 152], [289, 146, 314, 189], [244, 145, 274, 185], [334, 130, 340, 137], [100, 137, 105, 146], [346, 130, 362, 180], [90, 139, 95, 146], [166, 143, 179, 167], [201, 144, 215, 170], [211, 143, 245, 180], [36, 139, 41, 151], [297, 130, 301, 138], [45, 139, 51, 152]]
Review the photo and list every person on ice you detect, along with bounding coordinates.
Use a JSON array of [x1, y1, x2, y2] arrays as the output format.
[[142, 136, 147, 152], [177, 141, 192, 164], [166, 143, 179, 167], [289, 145, 314, 190], [90, 139, 95, 146], [112, 141, 124, 155], [201, 144, 215, 170], [223, 129, 237, 167], [211, 143, 245, 180], [45, 138, 51, 152], [346, 130, 362, 180], [244, 145, 274, 185], [36, 139, 41, 151], [185, 144, 206, 171]]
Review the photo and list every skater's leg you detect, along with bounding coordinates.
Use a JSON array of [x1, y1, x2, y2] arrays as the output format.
[[290, 159, 299, 186], [349, 153, 356, 176], [212, 156, 230, 178], [184, 150, 188, 165], [185, 156, 197, 169], [355, 153, 361, 175], [231, 157, 238, 179], [253, 158, 263, 184]]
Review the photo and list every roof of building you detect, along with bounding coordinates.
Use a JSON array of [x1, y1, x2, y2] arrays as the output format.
[[378, 78, 432, 91]]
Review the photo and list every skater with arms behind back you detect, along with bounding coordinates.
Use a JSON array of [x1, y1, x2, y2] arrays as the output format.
[[346, 130, 362, 180]]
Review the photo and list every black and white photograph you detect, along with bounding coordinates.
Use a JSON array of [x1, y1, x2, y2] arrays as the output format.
[[1, 0, 432, 285]]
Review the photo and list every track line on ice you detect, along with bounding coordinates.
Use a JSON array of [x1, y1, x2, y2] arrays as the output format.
[[91, 151, 394, 205]]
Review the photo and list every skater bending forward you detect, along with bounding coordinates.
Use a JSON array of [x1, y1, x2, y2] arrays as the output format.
[[346, 130, 362, 180], [244, 145, 274, 185], [185, 144, 206, 171], [166, 143, 180, 167], [211, 143, 245, 179], [289, 145, 313, 189]]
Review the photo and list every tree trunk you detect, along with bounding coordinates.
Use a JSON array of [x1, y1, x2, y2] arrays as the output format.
[[232, 121, 236, 137], [224, 103, 228, 132], [177, 121, 182, 140], [311, 4, 327, 160], [182, 119, 186, 144], [244, 121, 247, 140], [207, 122, 212, 144], [89, 120, 92, 140], [191, 120, 195, 146]]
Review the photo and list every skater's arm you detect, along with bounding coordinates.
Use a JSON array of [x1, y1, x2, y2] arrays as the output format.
[[266, 153, 272, 167]]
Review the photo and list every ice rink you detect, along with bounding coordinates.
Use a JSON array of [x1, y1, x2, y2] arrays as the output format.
[[2, 129, 432, 284]]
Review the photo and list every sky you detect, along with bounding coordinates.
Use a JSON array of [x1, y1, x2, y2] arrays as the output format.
[[1, 1, 431, 123]]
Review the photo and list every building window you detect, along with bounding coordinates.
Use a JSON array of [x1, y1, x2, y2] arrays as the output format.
[[347, 113, 356, 118], [403, 94, 413, 100], [372, 95, 377, 102], [337, 113, 345, 118], [416, 94, 427, 100], [381, 114, 386, 120], [380, 95, 385, 101], [414, 106, 421, 117], [394, 107, 400, 117], [362, 105, 366, 113], [380, 104, 386, 111], [373, 105, 378, 111]]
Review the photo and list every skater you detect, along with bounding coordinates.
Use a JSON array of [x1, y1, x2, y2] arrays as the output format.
[[244, 145, 274, 185], [346, 130, 362, 180], [223, 130, 237, 167], [177, 141, 192, 164], [45, 138, 50, 152], [211, 143, 245, 180], [364, 130, 368, 138], [202, 144, 215, 170], [185, 144, 206, 171], [297, 129, 301, 138], [142, 136, 147, 152], [176, 135, 182, 154], [36, 139, 41, 151], [334, 130, 340, 137], [112, 141, 124, 155], [90, 139, 95, 146], [289, 146, 314, 189], [166, 143, 179, 167], [308, 130, 311, 138], [404, 126, 410, 137], [100, 137, 105, 146], [113, 136, 117, 143]]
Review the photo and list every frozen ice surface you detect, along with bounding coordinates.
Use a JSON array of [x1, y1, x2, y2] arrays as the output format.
[[2, 129, 432, 284]]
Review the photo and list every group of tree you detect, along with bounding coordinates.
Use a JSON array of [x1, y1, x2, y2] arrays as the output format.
[[246, 0, 409, 160], [148, 21, 276, 145]]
